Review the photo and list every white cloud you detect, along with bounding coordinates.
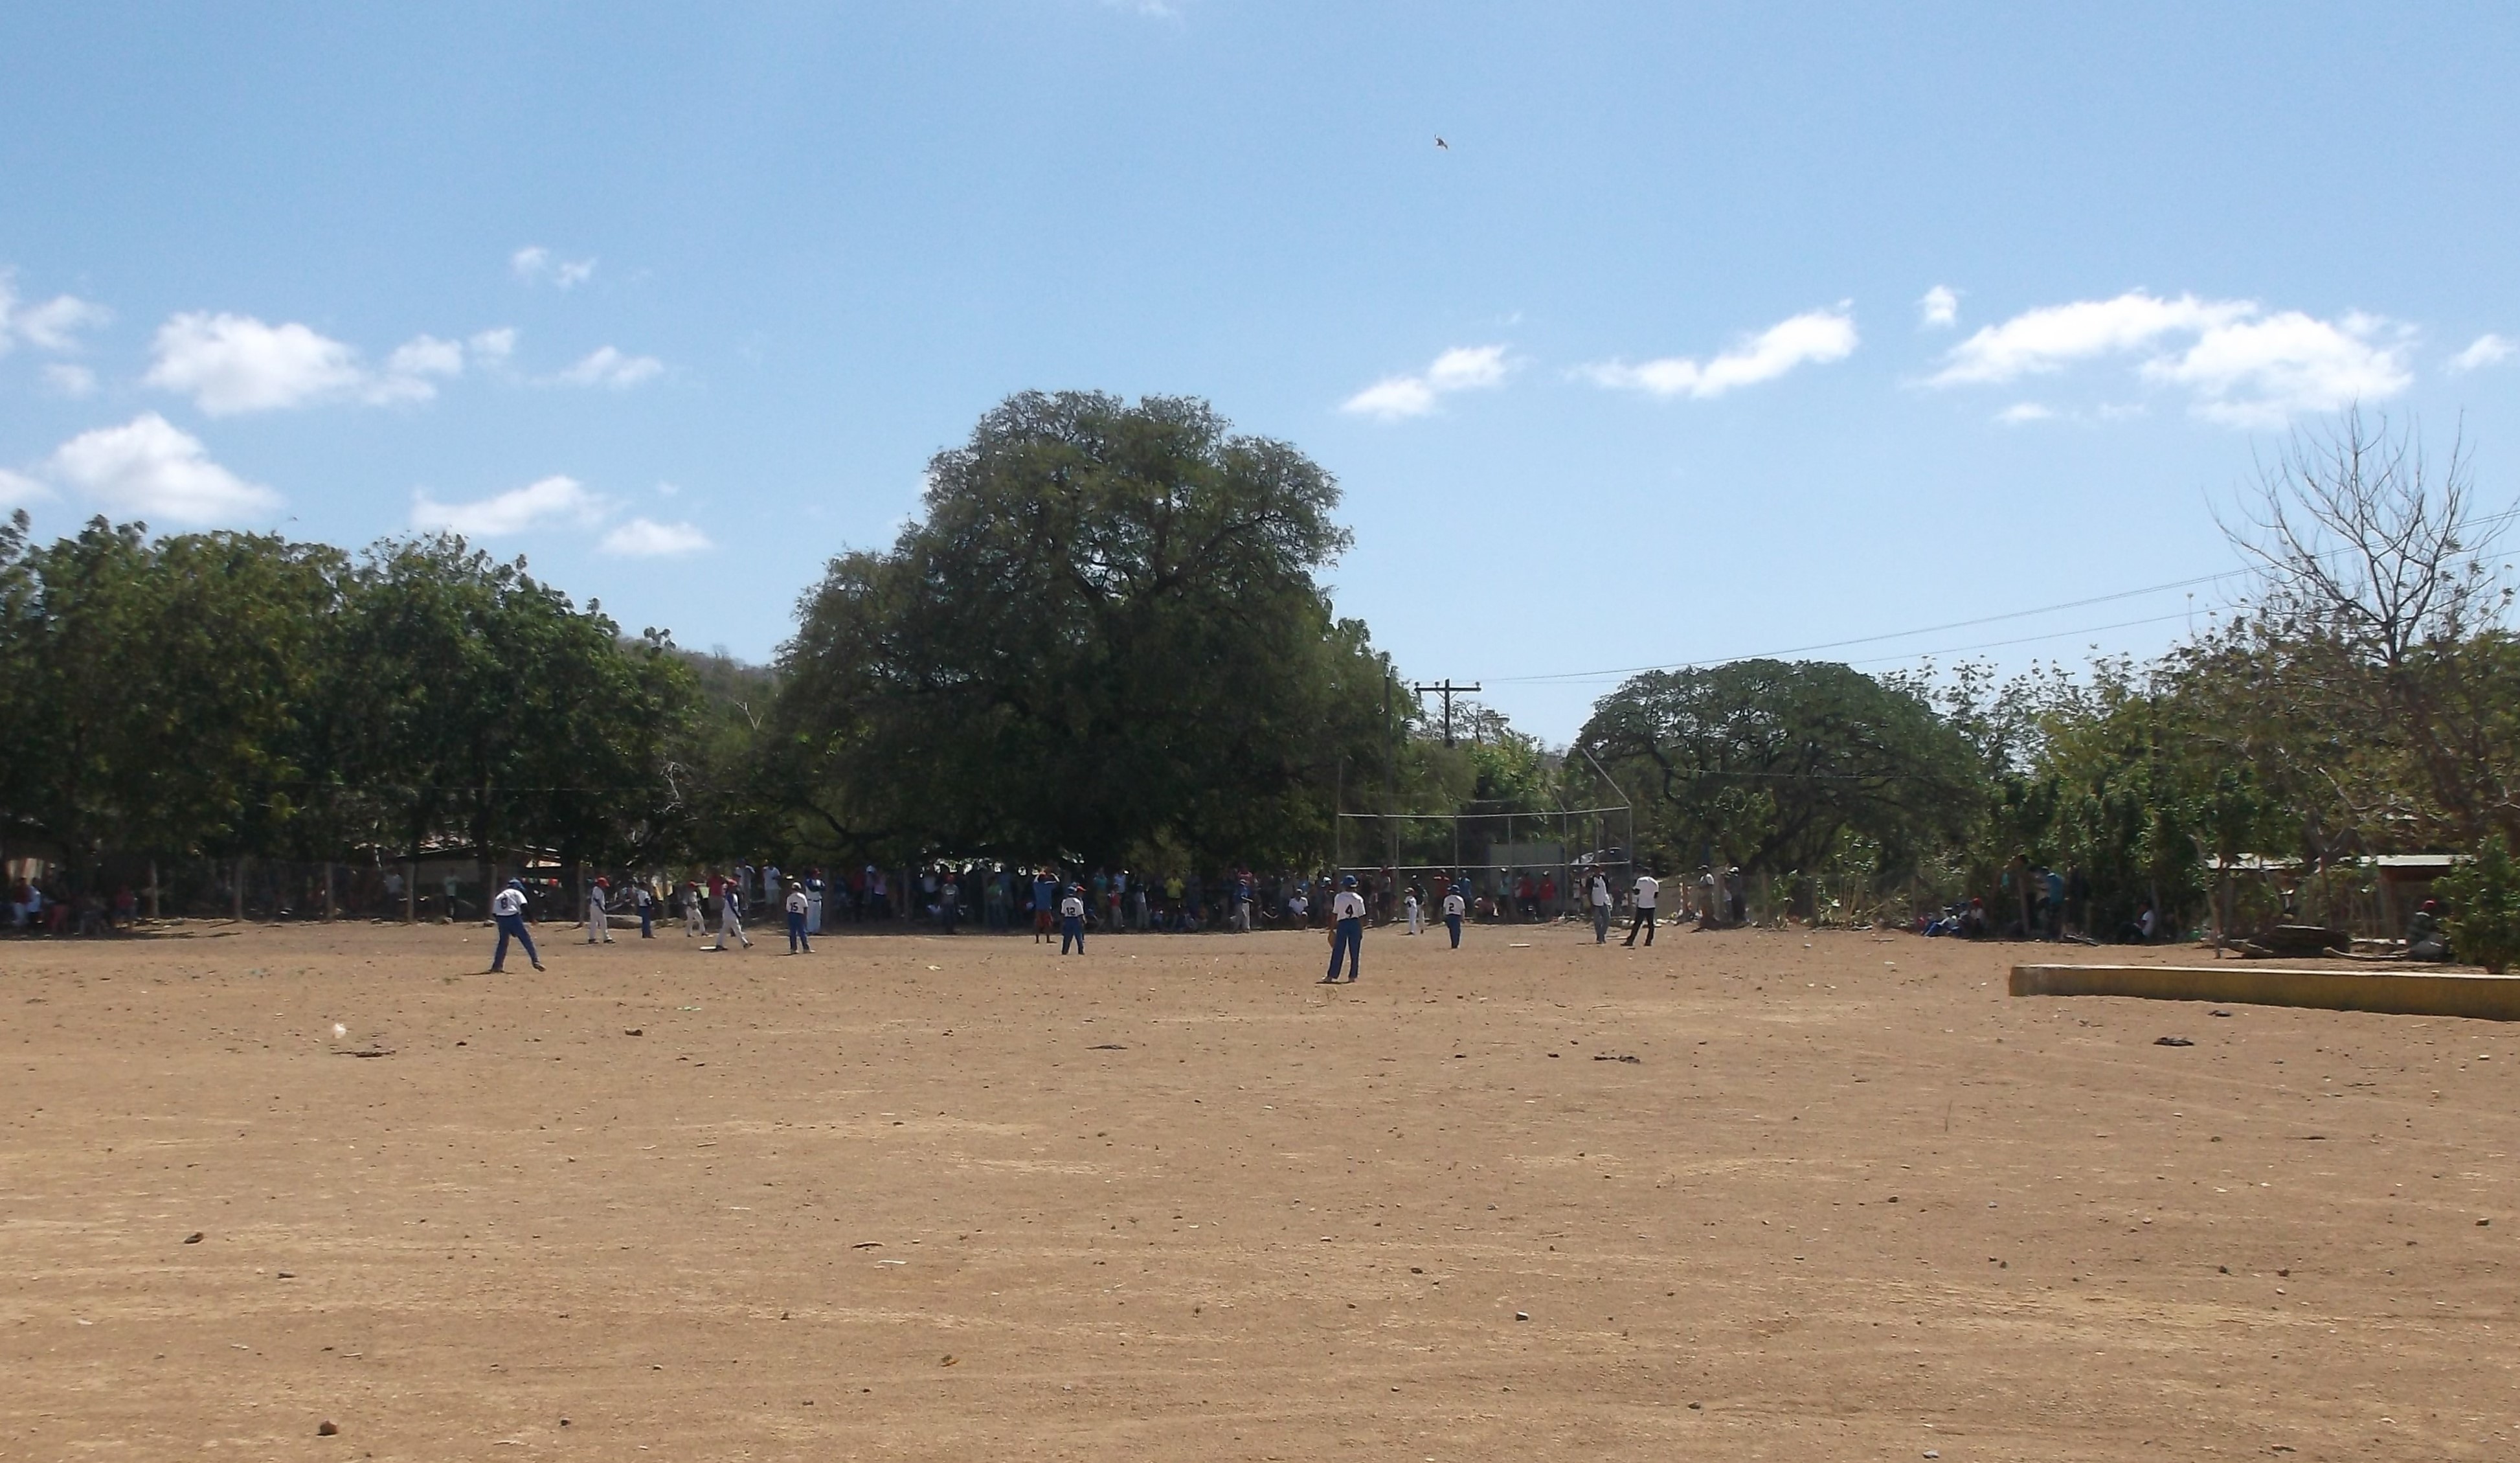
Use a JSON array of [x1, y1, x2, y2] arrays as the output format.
[[41, 363, 96, 398], [47, 413, 280, 523], [552, 345, 663, 389], [512, 245, 596, 289], [2139, 310, 2411, 429], [1918, 286, 1959, 330], [0, 275, 113, 357], [0, 467, 53, 505], [144, 312, 368, 413], [12, 294, 112, 352], [1584, 307, 1858, 400], [600, 517, 714, 557], [386, 334, 464, 380], [2450, 333, 2514, 373], [1928, 291, 2249, 386], [411, 474, 602, 537], [1929, 289, 2416, 427], [144, 313, 513, 412], [1995, 402, 2054, 424], [1340, 374, 1438, 420], [1340, 343, 1510, 420], [1424, 345, 1508, 391]]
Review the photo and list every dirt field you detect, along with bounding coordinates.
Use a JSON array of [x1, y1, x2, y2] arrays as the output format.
[[4, 919, 2515, 1461]]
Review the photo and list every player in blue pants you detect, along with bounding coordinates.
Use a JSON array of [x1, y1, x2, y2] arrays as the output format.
[[489, 879, 543, 973], [1321, 874, 1365, 982], [1059, 885, 1087, 954]]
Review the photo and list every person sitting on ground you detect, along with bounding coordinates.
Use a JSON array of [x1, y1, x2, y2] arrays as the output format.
[[2407, 898, 2452, 961]]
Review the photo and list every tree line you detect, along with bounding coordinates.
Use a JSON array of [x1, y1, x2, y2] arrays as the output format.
[[1577, 409, 2520, 957], [0, 519, 723, 915], [3, 396, 2514, 953]]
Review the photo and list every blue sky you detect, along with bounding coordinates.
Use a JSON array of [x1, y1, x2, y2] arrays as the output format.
[[3, 3, 2515, 740]]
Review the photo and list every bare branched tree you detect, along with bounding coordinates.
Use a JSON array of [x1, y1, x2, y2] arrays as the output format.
[[2217, 406, 2520, 848], [2225, 406, 2506, 666]]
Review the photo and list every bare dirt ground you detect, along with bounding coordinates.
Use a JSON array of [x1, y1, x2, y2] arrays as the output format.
[[4, 918, 2515, 1462]]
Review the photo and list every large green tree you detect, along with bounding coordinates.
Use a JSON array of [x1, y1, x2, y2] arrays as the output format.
[[6, 519, 344, 886], [774, 391, 1389, 870], [1579, 659, 1982, 892]]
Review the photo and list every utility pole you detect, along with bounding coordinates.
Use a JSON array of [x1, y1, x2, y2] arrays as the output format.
[[1383, 675, 1399, 868], [1412, 679, 1482, 747]]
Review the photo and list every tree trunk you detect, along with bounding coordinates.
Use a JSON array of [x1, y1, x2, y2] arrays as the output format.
[[147, 858, 160, 922], [324, 860, 338, 922], [232, 856, 247, 922], [473, 784, 493, 925]]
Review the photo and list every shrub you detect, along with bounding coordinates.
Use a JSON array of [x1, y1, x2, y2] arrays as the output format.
[[2438, 835, 2520, 974]]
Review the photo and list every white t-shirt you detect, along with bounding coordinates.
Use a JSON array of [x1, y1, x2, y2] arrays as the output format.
[[492, 887, 526, 919], [1332, 890, 1366, 922], [1588, 876, 1610, 907], [1632, 875, 1659, 909], [1443, 892, 1465, 917], [1059, 895, 1085, 919], [785, 889, 809, 915], [1287, 894, 1308, 919]]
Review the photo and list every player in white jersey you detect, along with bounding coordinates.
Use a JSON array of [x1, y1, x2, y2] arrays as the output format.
[[1623, 870, 1659, 947], [489, 878, 543, 972], [1059, 885, 1088, 954], [585, 876, 615, 944], [708, 877, 752, 951], [784, 881, 812, 953], [1322, 874, 1366, 982]]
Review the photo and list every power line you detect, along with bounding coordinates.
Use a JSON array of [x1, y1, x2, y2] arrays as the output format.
[[1487, 501, 2520, 688], [1485, 568, 2247, 685]]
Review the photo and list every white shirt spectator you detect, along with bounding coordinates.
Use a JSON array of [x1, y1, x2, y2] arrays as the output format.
[[1588, 875, 1611, 908], [1632, 875, 1658, 909]]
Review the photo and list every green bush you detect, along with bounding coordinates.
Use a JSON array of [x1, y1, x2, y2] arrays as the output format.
[[2438, 835, 2520, 974]]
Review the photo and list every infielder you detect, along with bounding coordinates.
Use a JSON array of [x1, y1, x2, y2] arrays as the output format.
[[489, 878, 543, 973], [1321, 874, 1365, 982]]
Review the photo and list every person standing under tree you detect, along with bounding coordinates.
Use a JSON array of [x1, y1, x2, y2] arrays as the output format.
[[1322, 874, 1366, 982], [1033, 868, 1059, 944], [708, 876, 752, 951], [785, 881, 813, 954], [1589, 869, 1614, 944], [585, 877, 616, 944], [1623, 868, 1659, 947], [1059, 883, 1087, 955], [634, 878, 655, 938], [489, 878, 543, 973]]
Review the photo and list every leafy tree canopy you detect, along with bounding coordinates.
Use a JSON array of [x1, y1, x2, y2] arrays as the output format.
[[1578, 658, 1981, 885], [774, 391, 1391, 870]]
